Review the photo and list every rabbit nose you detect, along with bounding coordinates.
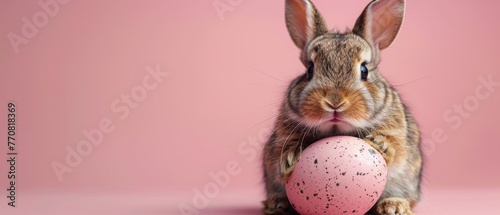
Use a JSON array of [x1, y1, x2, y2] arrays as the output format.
[[331, 101, 346, 110], [322, 100, 346, 111]]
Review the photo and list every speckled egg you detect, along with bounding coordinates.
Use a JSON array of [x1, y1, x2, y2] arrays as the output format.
[[286, 136, 387, 215]]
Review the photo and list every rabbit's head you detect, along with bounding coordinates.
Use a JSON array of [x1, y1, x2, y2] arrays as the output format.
[[283, 0, 406, 134]]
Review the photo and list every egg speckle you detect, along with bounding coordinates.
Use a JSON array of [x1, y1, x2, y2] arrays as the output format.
[[286, 136, 388, 215]]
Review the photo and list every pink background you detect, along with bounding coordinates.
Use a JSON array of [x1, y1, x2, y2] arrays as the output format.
[[1, 0, 499, 214]]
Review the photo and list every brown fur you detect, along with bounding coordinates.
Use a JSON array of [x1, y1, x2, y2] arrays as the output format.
[[262, 1, 422, 215]]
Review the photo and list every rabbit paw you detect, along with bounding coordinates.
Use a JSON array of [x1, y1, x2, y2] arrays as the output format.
[[262, 193, 299, 215], [376, 197, 414, 215], [279, 148, 301, 182], [364, 134, 395, 165]]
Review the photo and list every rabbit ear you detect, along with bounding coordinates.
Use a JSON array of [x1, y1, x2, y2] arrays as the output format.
[[285, 0, 328, 49], [353, 0, 405, 50]]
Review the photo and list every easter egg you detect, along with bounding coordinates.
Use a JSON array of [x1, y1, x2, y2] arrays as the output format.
[[286, 136, 388, 215]]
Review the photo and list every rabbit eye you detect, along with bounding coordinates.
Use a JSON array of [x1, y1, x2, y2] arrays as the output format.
[[306, 62, 314, 80], [360, 63, 368, 80]]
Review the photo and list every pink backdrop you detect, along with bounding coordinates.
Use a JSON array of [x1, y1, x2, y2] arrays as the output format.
[[1, 0, 499, 214]]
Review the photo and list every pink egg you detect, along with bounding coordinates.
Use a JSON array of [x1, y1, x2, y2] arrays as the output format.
[[286, 136, 387, 215]]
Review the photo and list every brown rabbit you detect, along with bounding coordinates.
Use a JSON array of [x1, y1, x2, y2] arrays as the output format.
[[261, 0, 422, 214]]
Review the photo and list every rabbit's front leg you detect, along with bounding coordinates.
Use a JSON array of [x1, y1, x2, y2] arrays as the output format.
[[279, 144, 302, 182], [363, 132, 397, 165], [364, 131, 415, 215], [262, 135, 302, 215]]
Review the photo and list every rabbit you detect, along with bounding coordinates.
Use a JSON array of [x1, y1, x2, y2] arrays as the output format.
[[261, 0, 423, 214]]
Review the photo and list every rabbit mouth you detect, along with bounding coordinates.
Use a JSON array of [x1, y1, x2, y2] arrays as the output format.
[[313, 111, 352, 130], [330, 118, 341, 123], [329, 111, 342, 122], [315, 116, 356, 134]]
